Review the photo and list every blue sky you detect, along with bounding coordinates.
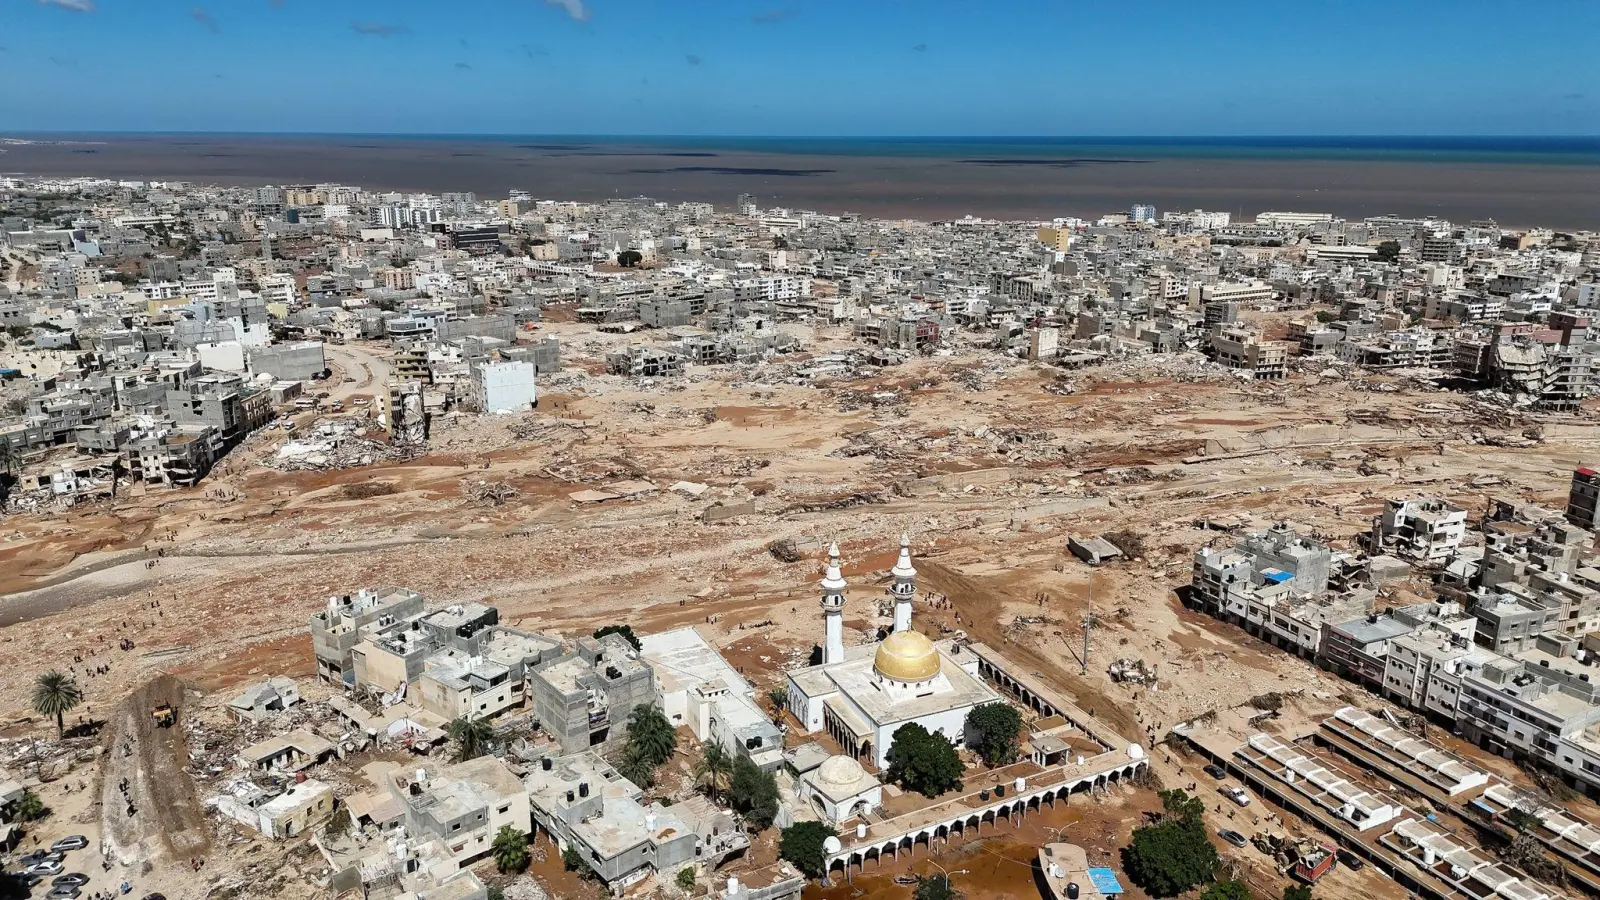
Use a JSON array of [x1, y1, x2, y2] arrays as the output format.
[[2, 0, 1596, 135]]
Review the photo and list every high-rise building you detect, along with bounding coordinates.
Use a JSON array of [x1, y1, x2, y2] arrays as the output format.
[[1568, 467, 1600, 530], [737, 193, 758, 216], [1130, 204, 1157, 223]]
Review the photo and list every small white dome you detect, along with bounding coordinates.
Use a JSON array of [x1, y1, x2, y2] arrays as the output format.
[[816, 755, 867, 789]]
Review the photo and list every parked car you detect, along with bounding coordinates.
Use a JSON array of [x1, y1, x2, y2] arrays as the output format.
[[1203, 763, 1227, 779], [50, 836, 89, 852], [1218, 829, 1248, 848], [46, 886, 82, 900], [26, 860, 64, 877], [1221, 786, 1252, 807], [1336, 849, 1365, 870], [53, 873, 91, 887]]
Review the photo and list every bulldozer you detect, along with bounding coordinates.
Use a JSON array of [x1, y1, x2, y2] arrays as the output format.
[[151, 704, 175, 728]]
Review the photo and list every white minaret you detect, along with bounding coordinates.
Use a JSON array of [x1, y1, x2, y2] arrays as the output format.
[[890, 533, 916, 633], [820, 542, 848, 665]]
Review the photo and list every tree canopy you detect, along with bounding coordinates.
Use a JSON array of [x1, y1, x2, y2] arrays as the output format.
[[730, 755, 781, 830], [1200, 881, 1251, 900], [778, 821, 838, 879], [32, 671, 83, 738], [886, 722, 965, 798], [1122, 789, 1219, 897], [1375, 240, 1402, 263], [491, 825, 529, 874], [1282, 885, 1312, 900], [562, 846, 597, 880], [593, 624, 642, 651], [6, 790, 47, 823], [619, 703, 677, 787], [694, 740, 734, 803], [914, 874, 964, 900], [964, 702, 1024, 767], [617, 249, 643, 267], [448, 716, 495, 762]]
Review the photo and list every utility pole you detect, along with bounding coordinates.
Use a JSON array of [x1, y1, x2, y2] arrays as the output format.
[[1081, 573, 1097, 676]]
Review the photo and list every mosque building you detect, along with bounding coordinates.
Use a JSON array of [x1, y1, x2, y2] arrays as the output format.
[[785, 536, 1000, 769]]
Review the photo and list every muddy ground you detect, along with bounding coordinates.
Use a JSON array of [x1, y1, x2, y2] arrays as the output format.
[[1, 329, 1597, 898]]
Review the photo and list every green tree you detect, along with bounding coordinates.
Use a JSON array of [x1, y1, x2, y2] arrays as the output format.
[[1200, 881, 1251, 900], [1282, 885, 1312, 900], [32, 671, 83, 738], [1375, 240, 1402, 263], [1503, 807, 1541, 833], [778, 821, 837, 879], [914, 874, 963, 900], [676, 867, 696, 891], [729, 755, 781, 831], [593, 623, 642, 650], [563, 845, 597, 880], [618, 746, 657, 788], [6, 789, 48, 822], [964, 702, 1024, 767], [767, 686, 788, 715], [491, 825, 529, 874], [617, 249, 643, 267], [448, 716, 495, 762], [885, 722, 965, 798], [1158, 787, 1207, 823], [624, 704, 678, 769], [1122, 789, 1218, 897], [693, 739, 734, 804], [0, 436, 21, 472]]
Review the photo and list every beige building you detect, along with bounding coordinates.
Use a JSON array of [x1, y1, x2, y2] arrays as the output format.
[[1036, 226, 1071, 252], [259, 779, 336, 839], [1210, 327, 1289, 380]]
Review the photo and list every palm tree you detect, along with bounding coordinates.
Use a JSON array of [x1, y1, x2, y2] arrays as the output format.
[[0, 436, 19, 514], [33, 671, 83, 738], [693, 740, 734, 804], [491, 824, 529, 874], [448, 716, 494, 762], [625, 704, 677, 768], [0, 436, 20, 474], [109, 456, 127, 500], [6, 789, 47, 822]]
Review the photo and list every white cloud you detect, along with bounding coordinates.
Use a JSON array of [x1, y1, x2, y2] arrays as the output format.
[[541, 0, 589, 22], [39, 0, 96, 11]]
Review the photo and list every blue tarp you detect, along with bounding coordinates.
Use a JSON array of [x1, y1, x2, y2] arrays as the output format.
[[1261, 570, 1293, 584], [1087, 868, 1124, 895]]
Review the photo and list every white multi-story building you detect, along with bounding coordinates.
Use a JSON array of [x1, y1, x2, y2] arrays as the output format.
[[733, 274, 810, 303], [1370, 497, 1468, 562]]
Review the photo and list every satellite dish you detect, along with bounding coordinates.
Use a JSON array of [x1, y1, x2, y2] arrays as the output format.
[[823, 836, 843, 855]]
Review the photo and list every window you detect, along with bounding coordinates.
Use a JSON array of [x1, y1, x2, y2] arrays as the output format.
[[498, 803, 511, 815]]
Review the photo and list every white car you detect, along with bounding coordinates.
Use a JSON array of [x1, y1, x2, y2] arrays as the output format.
[[1221, 786, 1252, 807], [27, 859, 65, 876]]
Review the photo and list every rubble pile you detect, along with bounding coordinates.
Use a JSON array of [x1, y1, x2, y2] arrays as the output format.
[[269, 435, 416, 472], [462, 479, 521, 507]]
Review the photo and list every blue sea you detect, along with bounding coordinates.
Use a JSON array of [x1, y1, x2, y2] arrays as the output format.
[[5, 133, 1598, 226]]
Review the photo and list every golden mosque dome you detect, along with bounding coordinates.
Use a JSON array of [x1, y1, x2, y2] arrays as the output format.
[[874, 630, 940, 682]]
